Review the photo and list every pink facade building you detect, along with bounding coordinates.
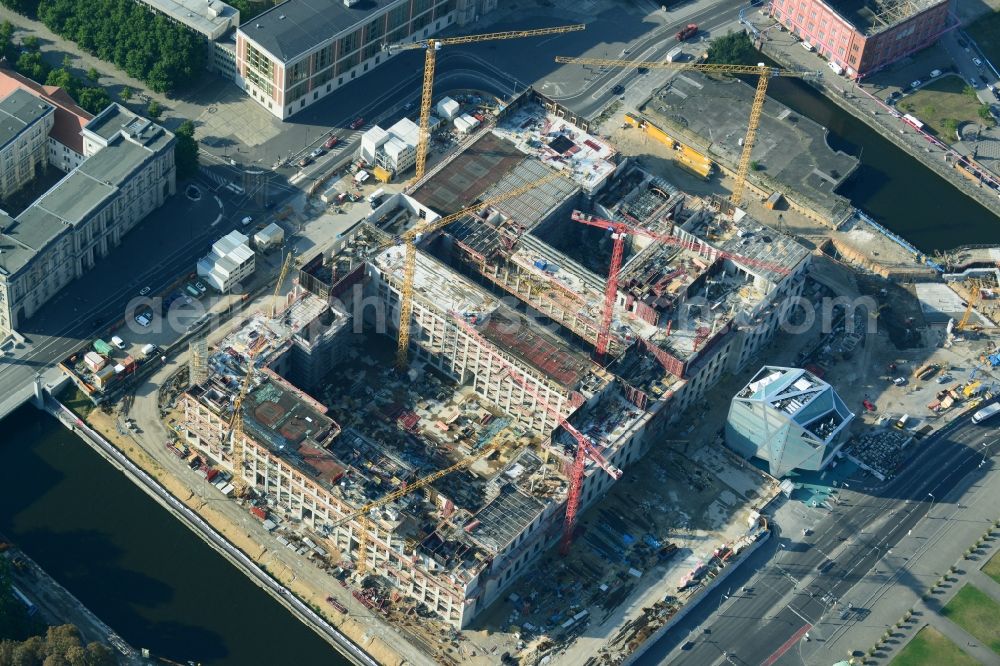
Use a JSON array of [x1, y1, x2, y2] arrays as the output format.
[[770, 0, 951, 78]]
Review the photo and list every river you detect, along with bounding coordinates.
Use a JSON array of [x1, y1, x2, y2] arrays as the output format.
[[0, 405, 349, 666], [766, 77, 1000, 253]]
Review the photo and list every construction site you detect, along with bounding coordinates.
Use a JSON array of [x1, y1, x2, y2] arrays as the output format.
[[150, 85, 822, 663]]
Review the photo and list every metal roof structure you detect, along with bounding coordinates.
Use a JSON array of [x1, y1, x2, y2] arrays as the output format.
[[726, 366, 854, 477]]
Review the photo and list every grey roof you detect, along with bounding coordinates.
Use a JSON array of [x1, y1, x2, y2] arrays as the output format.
[[0, 89, 52, 151], [240, 0, 396, 62], [0, 111, 173, 278], [142, 0, 239, 40]]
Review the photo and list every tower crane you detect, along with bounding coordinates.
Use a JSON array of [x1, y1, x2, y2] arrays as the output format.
[[553, 56, 817, 205], [270, 249, 296, 318], [333, 428, 521, 576], [377, 170, 563, 370], [959, 280, 982, 331], [570, 210, 791, 360], [386, 24, 585, 180], [448, 310, 621, 555], [225, 347, 260, 498]]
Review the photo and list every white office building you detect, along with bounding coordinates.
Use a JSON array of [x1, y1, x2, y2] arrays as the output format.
[[197, 230, 255, 292]]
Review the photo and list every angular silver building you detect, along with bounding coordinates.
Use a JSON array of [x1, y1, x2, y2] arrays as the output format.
[[726, 366, 854, 477]]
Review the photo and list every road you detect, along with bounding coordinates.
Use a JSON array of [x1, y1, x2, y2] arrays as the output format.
[[0, 179, 269, 418], [942, 28, 999, 109], [636, 413, 998, 665]]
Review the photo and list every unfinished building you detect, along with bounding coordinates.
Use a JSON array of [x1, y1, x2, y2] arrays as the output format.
[[174, 89, 811, 630]]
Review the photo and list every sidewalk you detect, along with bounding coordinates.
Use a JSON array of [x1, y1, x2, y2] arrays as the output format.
[[802, 450, 1000, 665], [0, 6, 215, 128], [748, 13, 1000, 215]]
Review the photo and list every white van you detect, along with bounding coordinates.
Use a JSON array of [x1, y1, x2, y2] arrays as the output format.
[[801, 41, 814, 52], [240, 216, 253, 226], [111, 335, 126, 349]]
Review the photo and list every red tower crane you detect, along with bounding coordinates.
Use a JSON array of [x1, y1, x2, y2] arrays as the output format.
[[569, 210, 791, 360], [447, 311, 621, 554]]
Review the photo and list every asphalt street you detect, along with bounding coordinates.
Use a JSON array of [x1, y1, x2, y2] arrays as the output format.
[[636, 414, 998, 666], [212, 0, 748, 180], [0, 180, 271, 416]]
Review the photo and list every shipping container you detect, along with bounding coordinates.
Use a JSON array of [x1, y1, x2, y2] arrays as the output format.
[[84, 351, 106, 372], [93, 339, 113, 355], [93, 366, 116, 389]]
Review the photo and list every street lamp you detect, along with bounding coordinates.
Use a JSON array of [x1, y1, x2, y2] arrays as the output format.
[[927, 492, 935, 515]]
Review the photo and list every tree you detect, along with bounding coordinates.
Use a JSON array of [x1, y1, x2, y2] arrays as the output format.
[[85, 66, 99, 82], [75, 86, 110, 114], [15, 50, 48, 82], [749, 160, 763, 171], [147, 99, 162, 119], [174, 120, 199, 179], [35, 0, 205, 93], [706, 30, 757, 66], [119, 86, 132, 101], [0, 0, 40, 16], [978, 104, 992, 122], [44, 67, 79, 97]]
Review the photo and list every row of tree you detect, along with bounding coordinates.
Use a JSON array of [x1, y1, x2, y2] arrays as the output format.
[[0, 0, 205, 94], [2, 557, 115, 666], [0, 625, 117, 666], [0, 22, 110, 113]]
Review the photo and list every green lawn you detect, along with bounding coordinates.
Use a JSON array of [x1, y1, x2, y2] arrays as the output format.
[[891, 625, 979, 666], [984, 550, 1000, 586], [897, 75, 993, 143], [941, 584, 1000, 654], [968, 12, 1000, 72]]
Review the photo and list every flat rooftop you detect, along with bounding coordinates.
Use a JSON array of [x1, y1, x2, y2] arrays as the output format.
[[478, 307, 595, 389], [825, 0, 942, 34], [0, 112, 173, 278], [0, 88, 51, 151], [411, 132, 530, 216], [240, 0, 397, 63], [145, 0, 239, 39], [643, 73, 858, 218], [492, 102, 617, 194]]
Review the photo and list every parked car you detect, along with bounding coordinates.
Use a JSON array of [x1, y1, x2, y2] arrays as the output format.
[[194, 280, 207, 294], [929, 69, 941, 78], [910, 80, 922, 89], [323, 136, 340, 149], [974, 57, 983, 67], [111, 336, 126, 349], [676, 23, 698, 41], [349, 117, 365, 129], [135, 313, 151, 327], [240, 215, 253, 226], [139, 286, 151, 296]]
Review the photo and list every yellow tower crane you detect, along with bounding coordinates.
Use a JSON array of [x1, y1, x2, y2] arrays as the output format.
[[386, 24, 585, 181], [225, 349, 259, 497], [959, 280, 982, 331], [343, 428, 521, 576], [380, 170, 562, 370], [270, 249, 296, 318], [553, 56, 817, 205]]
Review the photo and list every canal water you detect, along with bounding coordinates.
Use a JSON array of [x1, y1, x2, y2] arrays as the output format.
[[0, 405, 349, 666], [766, 77, 1000, 253]]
